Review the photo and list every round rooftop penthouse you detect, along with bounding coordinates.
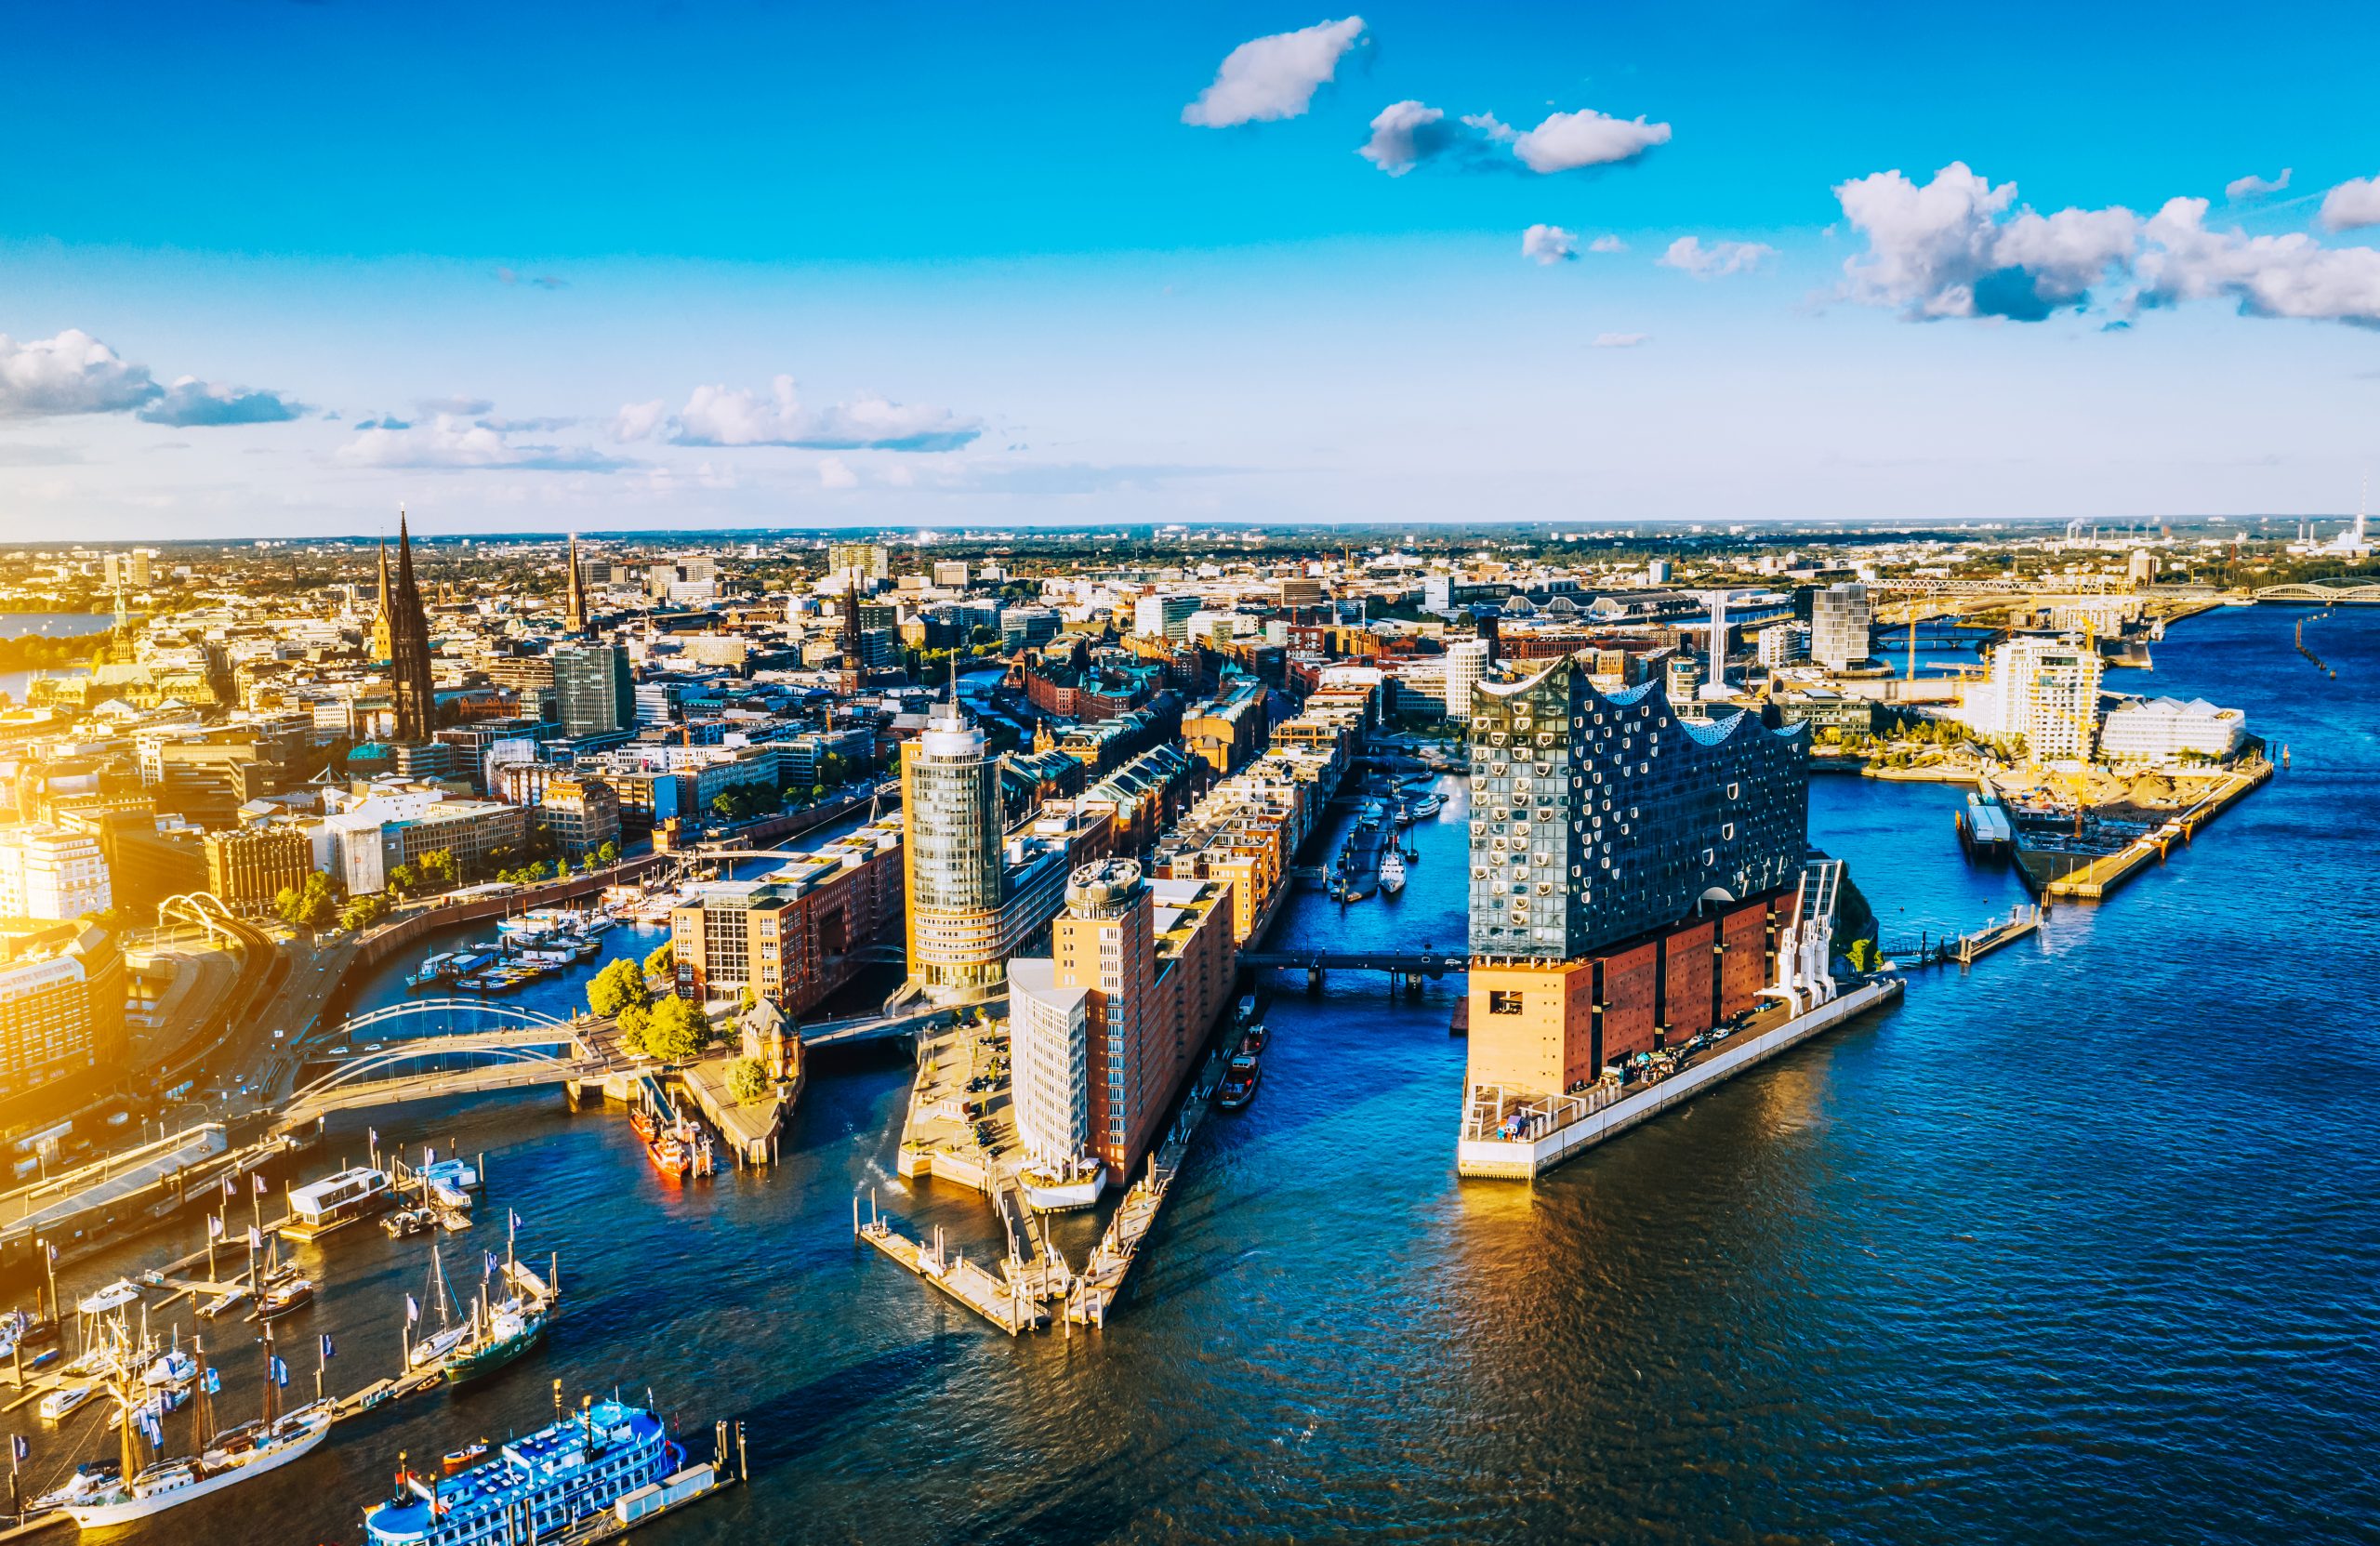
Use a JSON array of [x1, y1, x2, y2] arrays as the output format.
[[1066, 857, 1145, 914]]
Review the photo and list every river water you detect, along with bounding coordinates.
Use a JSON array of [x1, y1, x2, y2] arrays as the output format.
[[16, 604, 2376, 1544]]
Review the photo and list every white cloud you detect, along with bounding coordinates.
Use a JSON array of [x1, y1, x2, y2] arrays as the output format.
[[1592, 333, 1649, 348], [630, 376, 980, 451], [2319, 175, 2380, 232], [338, 414, 623, 472], [1588, 234, 1628, 253], [1522, 224, 1580, 265], [0, 330, 165, 418], [1658, 236, 1778, 278], [817, 456, 858, 490], [2137, 198, 2380, 324], [1833, 163, 2139, 320], [137, 377, 304, 427], [2225, 168, 2291, 201], [1357, 100, 1450, 176], [1361, 101, 1668, 178], [1182, 17, 1366, 127], [1510, 109, 1671, 174], [611, 399, 669, 442]]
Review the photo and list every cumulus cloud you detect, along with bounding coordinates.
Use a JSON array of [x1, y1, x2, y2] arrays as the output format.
[[1592, 333, 1649, 348], [0, 329, 306, 428], [338, 415, 624, 472], [1833, 163, 2140, 320], [1357, 100, 1461, 176], [1510, 109, 1672, 174], [2137, 198, 2380, 324], [2226, 168, 2291, 201], [2319, 176, 2380, 232], [1360, 101, 1667, 178], [1522, 224, 1580, 265], [1588, 234, 1627, 253], [618, 376, 981, 452], [817, 456, 858, 490], [1182, 16, 1366, 127], [135, 377, 304, 427], [1658, 236, 1778, 278], [0, 330, 167, 418]]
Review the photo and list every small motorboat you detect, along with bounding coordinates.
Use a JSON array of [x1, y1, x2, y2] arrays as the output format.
[[1216, 1052, 1262, 1112], [257, 1277, 315, 1320], [38, 1382, 99, 1421], [75, 1279, 141, 1316], [441, 1440, 490, 1472], [145, 1346, 198, 1388], [647, 1135, 692, 1180], [1240, 1024, 1269, 1054], [28, 1346, 63, 1372], [31, 1462, 119, 1513], [1379, 850, 1408, 896], [196, 1287, 251, 1320], [382, 1208, 437, 1239]]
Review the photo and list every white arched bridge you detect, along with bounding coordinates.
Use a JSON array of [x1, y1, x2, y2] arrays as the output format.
[[277, 999, 620, 1125]]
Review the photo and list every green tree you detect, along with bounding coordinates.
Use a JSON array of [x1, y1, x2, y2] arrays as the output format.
[[596, 839, 619, 865], [737, 983, 758, 1013], [642, 941, 674, 980], [1848, 937, 1880, 973], [386, 862, 421, 895], [643, 996, 711, 1062], [726, 1057, 772, 1103], [588, 957, 653, 1018], [275, 870, 341, 930], [420, 848, 458, 888], [615, 1000, 653, 1057], [339, 894, 390, 932]]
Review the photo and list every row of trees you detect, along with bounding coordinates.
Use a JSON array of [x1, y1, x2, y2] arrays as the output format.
[[585, 944, 722, 1062]]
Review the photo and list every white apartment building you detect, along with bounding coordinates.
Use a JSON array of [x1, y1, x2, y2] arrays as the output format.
[[1758, 621, 1797, 668], [0, 825, 111, 920], [1008, 957, 1091, 1169], [1444, 638, 1489, 717], [1132, 594, 1198, 642], [2099, 697, 2244, 764], [1811, 582, 1871, 671], [1959, 636, 2106, 760]]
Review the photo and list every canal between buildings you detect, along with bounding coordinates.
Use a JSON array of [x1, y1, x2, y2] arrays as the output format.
[[14, 604, 2378, 1543]]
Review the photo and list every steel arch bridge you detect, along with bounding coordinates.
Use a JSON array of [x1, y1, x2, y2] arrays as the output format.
[[156, 891, 245, 949], [2254, 581, 2380, 604], [279, 1000, 604, 1123]]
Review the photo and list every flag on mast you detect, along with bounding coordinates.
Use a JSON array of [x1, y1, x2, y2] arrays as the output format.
[[404, 1294, 420, 1325]]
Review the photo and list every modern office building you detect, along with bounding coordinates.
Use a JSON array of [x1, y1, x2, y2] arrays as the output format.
[[827, 542, 891, 584], [0, 825, 112, 921], [1132, 594, 1198, 642], [203, 824, 313, 914], [1810, 582, 1871, 671], [0, 919, 126, 1117], [552, 642, 634, 738], [1462, 655, 1809, 1098], [901, 693, 1007, 990], [2097, 696, 2243, 764], [1010, 957, 1091, 1169]]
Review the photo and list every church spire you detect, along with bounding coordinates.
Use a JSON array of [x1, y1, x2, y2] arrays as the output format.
[[563, 532, 588, 635], [385, 505, 436, 743]]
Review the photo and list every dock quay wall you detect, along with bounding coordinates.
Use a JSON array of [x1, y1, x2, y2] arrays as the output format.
[[1457, 977, 1903, 1180]]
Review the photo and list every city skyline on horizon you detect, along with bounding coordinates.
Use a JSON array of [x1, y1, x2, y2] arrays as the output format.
[[7, 2, 2380, 539]]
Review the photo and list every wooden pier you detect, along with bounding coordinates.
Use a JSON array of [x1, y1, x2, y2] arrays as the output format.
[[854, 1198, 1047, 1335]]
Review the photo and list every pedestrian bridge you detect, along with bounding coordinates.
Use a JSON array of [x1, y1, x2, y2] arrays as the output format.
[[1237, 949, 1469, 978]]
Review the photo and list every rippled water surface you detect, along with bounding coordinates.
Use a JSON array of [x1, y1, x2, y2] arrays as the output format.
[[17, 605, 2377, 1544]]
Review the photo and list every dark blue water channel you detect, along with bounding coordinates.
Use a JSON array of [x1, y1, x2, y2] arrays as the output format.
[[18, 604, 2378, 1543]]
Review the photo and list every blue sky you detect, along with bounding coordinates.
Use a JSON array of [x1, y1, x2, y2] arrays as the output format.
[[4, 1, 2378, 537]]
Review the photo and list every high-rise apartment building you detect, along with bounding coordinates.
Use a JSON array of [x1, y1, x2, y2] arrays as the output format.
[[1444, 638, 1490, 718], [1052, 861, 1156, 1164], [932, 560, 971, 588], [203, 825, 313, 914], [1757, 622, 1795, 668], [828, 542, 891, 584], [1810, 581, 1871, 671], [1010, 958, 1091, 1169], [551, 642, 633, 738], [901, 694, 1006, 989], [0, 825, 112, 920], [1958, 636, 2105, 760]]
